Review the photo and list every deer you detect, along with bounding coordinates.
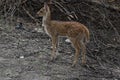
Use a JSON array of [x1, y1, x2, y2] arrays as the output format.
[[36, 2, 90, 67]]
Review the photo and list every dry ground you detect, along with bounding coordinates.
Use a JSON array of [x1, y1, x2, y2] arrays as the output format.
[[0, 21, 120, 80]]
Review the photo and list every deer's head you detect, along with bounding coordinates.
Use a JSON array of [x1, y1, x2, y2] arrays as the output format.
[[36, 3, 49, 17]]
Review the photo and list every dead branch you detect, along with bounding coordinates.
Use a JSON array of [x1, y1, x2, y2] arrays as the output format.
[[90, 0, 120, 11], [22, 6, 39, 23], [53, 1, 75, 20]]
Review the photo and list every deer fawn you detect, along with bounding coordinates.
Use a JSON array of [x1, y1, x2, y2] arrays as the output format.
[[36, 3, 90, 67]]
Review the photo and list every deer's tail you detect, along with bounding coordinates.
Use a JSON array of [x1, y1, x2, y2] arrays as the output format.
[[84, 27, 90, 44]]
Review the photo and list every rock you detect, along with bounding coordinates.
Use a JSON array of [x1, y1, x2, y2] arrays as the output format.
[[65, 39, 71, 43], [20, 56, 24, 59]]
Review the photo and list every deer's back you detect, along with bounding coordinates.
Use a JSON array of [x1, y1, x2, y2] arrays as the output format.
[[47, 20, 88, 37]]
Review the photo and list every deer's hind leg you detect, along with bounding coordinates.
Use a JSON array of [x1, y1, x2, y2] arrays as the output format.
[[69, 37, 81, 67], [80, 41, 86, 64]]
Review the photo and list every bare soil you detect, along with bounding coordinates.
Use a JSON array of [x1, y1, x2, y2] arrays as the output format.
[[0, 21, 119, 80]]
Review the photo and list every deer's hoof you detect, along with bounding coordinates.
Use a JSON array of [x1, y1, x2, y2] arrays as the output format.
[[71, 62, 77, 67], [50, 56, 57, 62]]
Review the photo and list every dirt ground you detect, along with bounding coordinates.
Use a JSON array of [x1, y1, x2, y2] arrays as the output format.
[[0, 21, 120, 80]]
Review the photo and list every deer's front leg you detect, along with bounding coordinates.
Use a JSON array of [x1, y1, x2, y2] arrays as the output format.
[[50, 36, 58, 61]]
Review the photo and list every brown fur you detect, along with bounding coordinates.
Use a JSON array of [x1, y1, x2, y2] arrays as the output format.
[[36, 3, 90, 66]]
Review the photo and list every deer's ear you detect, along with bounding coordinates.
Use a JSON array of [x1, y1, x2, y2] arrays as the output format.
[[44, 2, 48, 11]]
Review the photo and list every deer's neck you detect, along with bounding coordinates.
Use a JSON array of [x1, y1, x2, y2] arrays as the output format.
[[42, 10, 51, 27]]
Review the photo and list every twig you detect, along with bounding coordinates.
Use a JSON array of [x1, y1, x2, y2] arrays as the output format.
[[107, 18, 120, 43], [87, 0, 120, 11], [101, 3, 120, 43], [21, 0, 27, 5], [53, 1, 73, 20], [53, 1, 70, 14], [22, 6, 39, 23]]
